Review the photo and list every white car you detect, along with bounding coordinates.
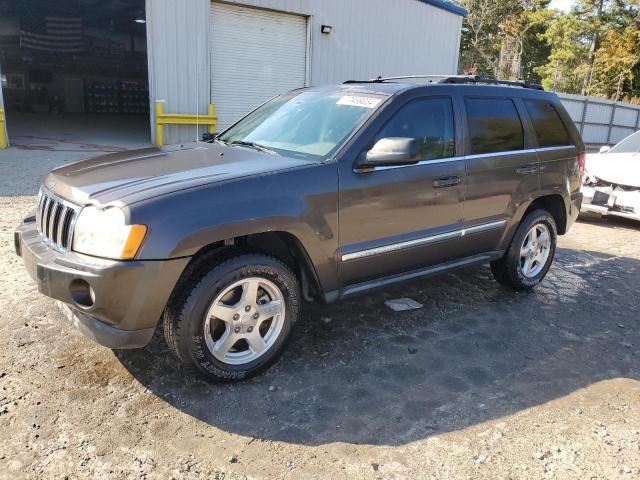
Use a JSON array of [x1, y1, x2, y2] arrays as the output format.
[[581, 130, 640, 221]]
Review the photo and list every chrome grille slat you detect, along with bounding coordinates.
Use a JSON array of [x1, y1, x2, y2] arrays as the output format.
[[36, 192, 45, 232], [35, 188, 81, 251], [60, 208, 75, 248], [39, 196, 50, 234], [45, 198, 55, 239], [53, 204, 65, 246]]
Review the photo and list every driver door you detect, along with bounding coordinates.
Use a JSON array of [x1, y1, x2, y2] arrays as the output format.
[[337, 95, 466, 287]]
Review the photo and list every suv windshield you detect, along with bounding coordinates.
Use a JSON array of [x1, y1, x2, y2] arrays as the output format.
[[218, 90, 387, 161], [609, 130, 640, 154]]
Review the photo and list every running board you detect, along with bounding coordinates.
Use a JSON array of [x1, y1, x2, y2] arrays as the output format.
[[335, 252, 502, 300]]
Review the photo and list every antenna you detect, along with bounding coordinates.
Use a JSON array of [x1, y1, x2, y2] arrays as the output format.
[[195, 22, 200, 142]]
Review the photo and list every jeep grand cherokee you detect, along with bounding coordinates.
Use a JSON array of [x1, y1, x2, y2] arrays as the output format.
[[15, 76, 585, 382]]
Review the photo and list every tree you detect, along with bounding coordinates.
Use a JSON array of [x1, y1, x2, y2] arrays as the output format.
[[497, 0, 552, 80], [458, 0, 551, 80], [535, 8, 593, 93], [581, 0, 605, 95], [458, 0, 507, 77], [591, 25, 640, 100], [535, 0, 640, 101], [457, 0, 640, 102]]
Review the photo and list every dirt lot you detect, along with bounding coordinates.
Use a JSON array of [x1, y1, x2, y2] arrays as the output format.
[[1, 164, 639, 478]]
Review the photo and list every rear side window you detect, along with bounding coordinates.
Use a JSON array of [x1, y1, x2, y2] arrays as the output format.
[[466, 98, 524, 154], [375, 97, 455, 161], [525, 100, 571, 147]]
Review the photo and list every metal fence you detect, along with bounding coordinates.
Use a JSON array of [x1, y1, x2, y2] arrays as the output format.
[[557, 92, 640, 150]]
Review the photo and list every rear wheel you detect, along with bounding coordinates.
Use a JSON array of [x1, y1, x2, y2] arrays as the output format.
[[164, 252, 300, 382], [490, 209, 557, 290]]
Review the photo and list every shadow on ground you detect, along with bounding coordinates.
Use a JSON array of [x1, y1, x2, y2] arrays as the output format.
[[116, 247, 640, 446]]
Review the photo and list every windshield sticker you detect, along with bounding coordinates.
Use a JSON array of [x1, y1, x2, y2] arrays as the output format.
[[337, 96, 381, 109]]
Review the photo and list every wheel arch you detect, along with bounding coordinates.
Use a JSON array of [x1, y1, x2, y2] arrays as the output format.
[[523, 193, 567, 234], [499, 193, 568, 253], [185, 230, 326, 304]]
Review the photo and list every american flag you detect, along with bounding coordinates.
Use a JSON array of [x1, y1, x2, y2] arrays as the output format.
[[20, 16, 84, 54]]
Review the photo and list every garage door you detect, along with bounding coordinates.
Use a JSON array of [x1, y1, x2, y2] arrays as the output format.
[[210, 2, 308, 130]]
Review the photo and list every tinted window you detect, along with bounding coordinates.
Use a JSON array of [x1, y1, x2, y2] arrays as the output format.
[[466, 98, 524, 154], [375, 98, 455, 161], [525, 100, 570, 147]]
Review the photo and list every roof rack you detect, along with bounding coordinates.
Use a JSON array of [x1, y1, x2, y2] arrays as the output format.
[[343, 75, 543, 90], [439, 75, 544, 90]]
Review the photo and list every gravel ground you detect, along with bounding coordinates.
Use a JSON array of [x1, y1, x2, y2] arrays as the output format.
[[1, 149, 639, 479]]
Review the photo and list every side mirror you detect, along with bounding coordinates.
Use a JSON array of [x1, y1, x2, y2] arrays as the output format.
[[360, 137, 420, 168], [599, 145, 611, 154]]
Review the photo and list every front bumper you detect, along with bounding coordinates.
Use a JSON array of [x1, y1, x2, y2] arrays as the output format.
[[15, 216, 190, 349], [581, 185, 640, 222]]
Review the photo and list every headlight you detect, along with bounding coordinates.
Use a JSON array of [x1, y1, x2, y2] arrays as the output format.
[[72, 206, 147, 260]]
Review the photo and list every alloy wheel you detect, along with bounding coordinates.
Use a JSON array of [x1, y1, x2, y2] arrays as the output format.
[[203, 277, 285, 365], [519, 223, 551, 278]]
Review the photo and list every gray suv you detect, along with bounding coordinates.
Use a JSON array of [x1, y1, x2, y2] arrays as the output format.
[[15, 76, 585, 382]]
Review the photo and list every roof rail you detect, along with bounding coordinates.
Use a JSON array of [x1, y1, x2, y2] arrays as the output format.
[[439, 75, 544, 90], [343, 75, 544, 90], [343, 75, 455, 84]]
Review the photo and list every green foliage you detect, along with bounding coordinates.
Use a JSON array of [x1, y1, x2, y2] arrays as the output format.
[[458, 0, 552, 79], [458, 0, 640, 103]]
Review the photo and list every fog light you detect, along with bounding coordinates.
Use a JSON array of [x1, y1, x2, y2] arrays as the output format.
[[69, 279, 95, 308]]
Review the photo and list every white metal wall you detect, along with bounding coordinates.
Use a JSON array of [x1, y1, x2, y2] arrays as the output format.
[[145, 0, 212, 144], [217, 0, 462, 85], [146, 0, 463, 144], [557, 92, 640, 148]]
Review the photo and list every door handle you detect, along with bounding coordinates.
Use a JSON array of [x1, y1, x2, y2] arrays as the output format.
[[433, 175, 461, 188], [516, 165, 538, 175]]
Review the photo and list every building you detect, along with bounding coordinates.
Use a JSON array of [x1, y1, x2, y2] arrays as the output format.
[[0, 0, 465, 148]]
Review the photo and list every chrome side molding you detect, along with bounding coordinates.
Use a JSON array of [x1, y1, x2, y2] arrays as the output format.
[[341, 219, 507, 262]]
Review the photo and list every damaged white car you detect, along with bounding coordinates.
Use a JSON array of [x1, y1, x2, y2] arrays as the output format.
[[582, 130, 640, 221]]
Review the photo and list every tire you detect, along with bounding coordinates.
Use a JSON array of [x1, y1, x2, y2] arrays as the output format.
[[490, 209, 557, 291], [164, 252, 300, 382]]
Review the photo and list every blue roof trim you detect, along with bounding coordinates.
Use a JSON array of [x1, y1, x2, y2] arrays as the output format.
[[416, 0, 468, 16]]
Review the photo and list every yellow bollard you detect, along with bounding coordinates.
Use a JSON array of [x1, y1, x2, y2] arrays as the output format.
[[155, 101, 165, 147], [155, 101, 218, 146], [0, 108, 7, 149], [208, 103, 217, 134]]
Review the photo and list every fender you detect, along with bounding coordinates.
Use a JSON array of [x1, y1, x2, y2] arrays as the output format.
[[128, 162, 340, 293], [497, 188, 571, 252]]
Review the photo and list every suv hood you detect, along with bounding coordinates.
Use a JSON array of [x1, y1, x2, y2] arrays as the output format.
[[585, 152, 640, 188], [44, 142, 313, 206]]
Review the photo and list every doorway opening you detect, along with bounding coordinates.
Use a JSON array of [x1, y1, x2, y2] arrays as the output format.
[[0, 0, 150, 153]]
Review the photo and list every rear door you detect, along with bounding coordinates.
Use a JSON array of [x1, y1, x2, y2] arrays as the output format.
[[461, 96, 539, 254], [338, 95, 466, 287], [524, 98, 581, 202]]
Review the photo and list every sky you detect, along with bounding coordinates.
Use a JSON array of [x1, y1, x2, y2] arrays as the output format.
[[549, 0, 574, 11]]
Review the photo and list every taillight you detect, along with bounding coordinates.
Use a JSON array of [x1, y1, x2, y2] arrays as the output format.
[[578, 152, 586, 185]]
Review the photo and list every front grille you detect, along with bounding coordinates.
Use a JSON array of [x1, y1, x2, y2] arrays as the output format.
[[36, 188, 81, 251]]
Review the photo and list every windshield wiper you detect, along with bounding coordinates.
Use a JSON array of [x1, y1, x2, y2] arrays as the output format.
[[229, 140, 278, 156]]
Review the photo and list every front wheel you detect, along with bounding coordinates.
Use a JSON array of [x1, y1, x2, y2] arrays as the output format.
[[490, 209, 557, 291], [164, 253, 300, 382]]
